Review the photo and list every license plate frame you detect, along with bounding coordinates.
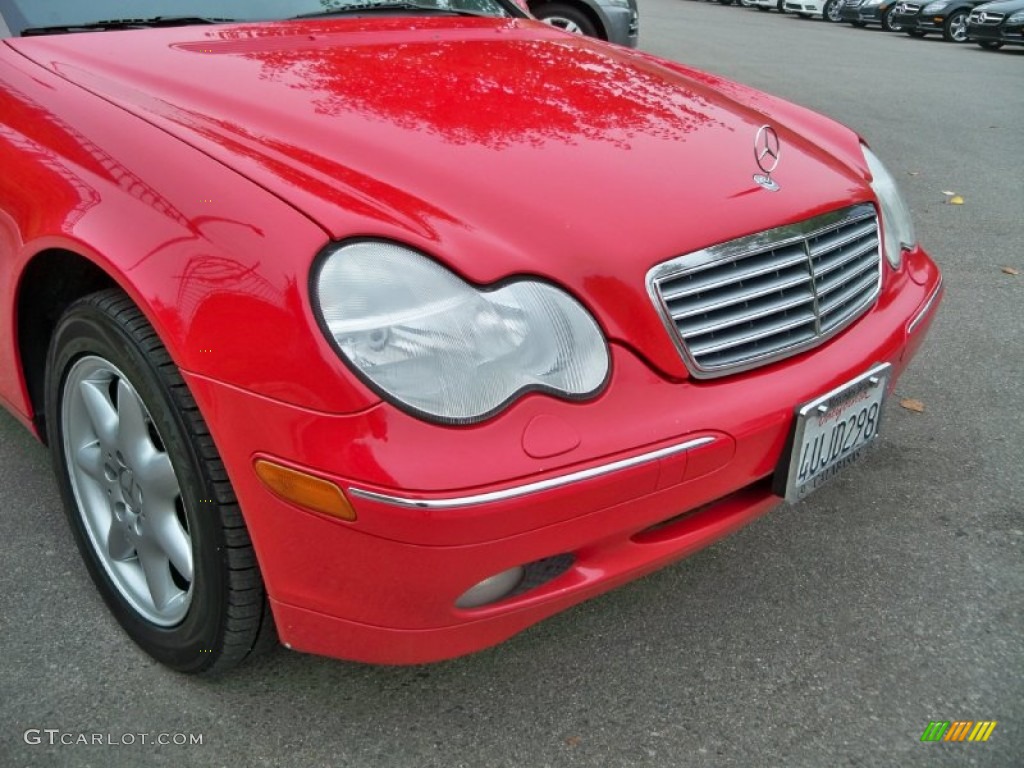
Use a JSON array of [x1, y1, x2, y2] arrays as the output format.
[[778, 363, 892, 503]]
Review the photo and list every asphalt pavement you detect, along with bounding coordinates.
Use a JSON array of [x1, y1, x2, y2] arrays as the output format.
[[2, 3, 1022, 766]]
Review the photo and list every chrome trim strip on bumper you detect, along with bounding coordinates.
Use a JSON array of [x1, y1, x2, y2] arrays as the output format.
[[349, 436, 717, 510], [907, 276, 943, 334]]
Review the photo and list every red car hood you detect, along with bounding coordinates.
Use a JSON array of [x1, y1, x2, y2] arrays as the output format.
[[11, 18, 873, 379]]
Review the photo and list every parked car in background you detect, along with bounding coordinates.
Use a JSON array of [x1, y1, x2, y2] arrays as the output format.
[[824, 0, 847, 20], [841, 0, 906, 28], [530, 0, 639, 45], [893, 0, 989, 39], [748, 0, 789, 11], [785, 0, 844, 19], [967, 0, 1024, 47]]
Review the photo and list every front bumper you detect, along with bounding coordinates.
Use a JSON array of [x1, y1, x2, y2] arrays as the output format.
[[786, 1, 826, 13], [895, 13, 939, 30], [840, 7, 884, 22], [184, 248, 942, 664], [968, 22, 1024, 44]]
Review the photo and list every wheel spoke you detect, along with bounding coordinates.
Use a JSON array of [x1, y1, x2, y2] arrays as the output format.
[[75, 441, 107, 483], [136, 539, 178, 611], [149, 508, 193, 583], [79, 379, 118, 447], [116, 379, 152, 464], [107, 519, 135, 561], [136, 450, 179, 503]]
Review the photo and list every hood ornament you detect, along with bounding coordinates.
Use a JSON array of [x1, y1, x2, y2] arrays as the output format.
[[753, 125, 781, 192]]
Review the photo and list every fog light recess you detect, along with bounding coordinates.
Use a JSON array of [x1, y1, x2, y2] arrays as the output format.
[[455, 567, 525, 609]]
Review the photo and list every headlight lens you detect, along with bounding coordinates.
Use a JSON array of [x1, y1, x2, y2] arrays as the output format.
[[313, 241, 609, 423], [922, 1, 947, 11], [1007, 10, 1024, 22], [862, 145, 916, 269], [865, 0, 883, 6]]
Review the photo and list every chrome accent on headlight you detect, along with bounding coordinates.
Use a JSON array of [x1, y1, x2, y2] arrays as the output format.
[[313, 241, 609, 424], [648, 205, 882, 379]]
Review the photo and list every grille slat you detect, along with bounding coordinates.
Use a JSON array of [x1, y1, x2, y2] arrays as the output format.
[[808, 219, 876, 258], [660, 246, 807, 302], [815, 251, 879, 297], [647, 204, 882, 378], [688, 310, 818, 357], [677, 292, 817, 338], [670, 271, 814, 321], [969, 10, 1003, 23], [818, 269, 879, 318], [812, 236, 879, 280]]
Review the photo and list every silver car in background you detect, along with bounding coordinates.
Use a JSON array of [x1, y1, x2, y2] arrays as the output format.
[[529, 0, 640, 46]]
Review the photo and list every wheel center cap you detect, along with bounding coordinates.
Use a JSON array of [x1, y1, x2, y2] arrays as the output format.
[[117, 465, 144, 509], [118, 466, 135, 498]]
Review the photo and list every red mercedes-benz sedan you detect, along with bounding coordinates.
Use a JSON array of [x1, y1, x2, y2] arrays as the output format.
[[0, 0, 941, 674]]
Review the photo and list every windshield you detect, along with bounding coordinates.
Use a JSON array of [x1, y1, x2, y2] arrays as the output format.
[[0, 0, 513, 36]]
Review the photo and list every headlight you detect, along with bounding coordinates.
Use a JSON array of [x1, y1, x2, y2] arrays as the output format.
[[605, 0, 632, 6], [864, 0, 883, 7], [922, 1, 947, 11], [1007, 10, 1024, 22], [313, 241, 610, 424], [862, 145, 917, 269]]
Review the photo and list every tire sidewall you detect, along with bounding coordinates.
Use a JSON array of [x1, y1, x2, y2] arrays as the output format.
[[45, 299, 229, 672]]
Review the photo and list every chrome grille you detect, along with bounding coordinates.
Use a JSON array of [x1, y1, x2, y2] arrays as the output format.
[[897, 2, 921, 11], [647, 204, 881, 378], [969, 10, 1003, 23]]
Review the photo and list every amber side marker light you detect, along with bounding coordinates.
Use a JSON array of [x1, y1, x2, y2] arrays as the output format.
[[254, 460, 356, 521]]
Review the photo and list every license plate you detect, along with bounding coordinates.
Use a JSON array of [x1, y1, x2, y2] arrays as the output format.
[[780, 363, 891, 502]]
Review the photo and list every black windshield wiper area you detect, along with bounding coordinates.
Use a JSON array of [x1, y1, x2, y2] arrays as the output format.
[[22, 16, 237, 36], [293, 3, 497, 20]]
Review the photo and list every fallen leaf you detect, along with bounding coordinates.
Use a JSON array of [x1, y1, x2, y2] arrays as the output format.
[[1001, 266, 1020, 276], [941, 190, 956, 196], [907, 171, 920, 176], [565, 736, 582, 748], [900, 398, 926, 413], [948, 195, 965, 205]]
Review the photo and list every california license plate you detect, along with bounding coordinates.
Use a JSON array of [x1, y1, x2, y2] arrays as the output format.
[[781, 363, 891, 502]]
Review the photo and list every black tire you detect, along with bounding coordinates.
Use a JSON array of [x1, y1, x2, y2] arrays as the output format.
[[532, 3, 600, 38], [824, 0, 843, 22], [757, 4, 771, 9], [881, 6, 902, 31], [942, 10, 969, 42], [45, 289, 274, 675], [778, 0, 787, 11], [907, 29, 927, 37], [977, 40, 1003, 49]]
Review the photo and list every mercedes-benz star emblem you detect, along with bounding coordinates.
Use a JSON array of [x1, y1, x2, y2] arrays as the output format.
[[753, 124, 781, 192], [978, 11, 987, 21]]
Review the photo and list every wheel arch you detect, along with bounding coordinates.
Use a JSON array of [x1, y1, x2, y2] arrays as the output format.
[[15, 247, 118, 440]]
